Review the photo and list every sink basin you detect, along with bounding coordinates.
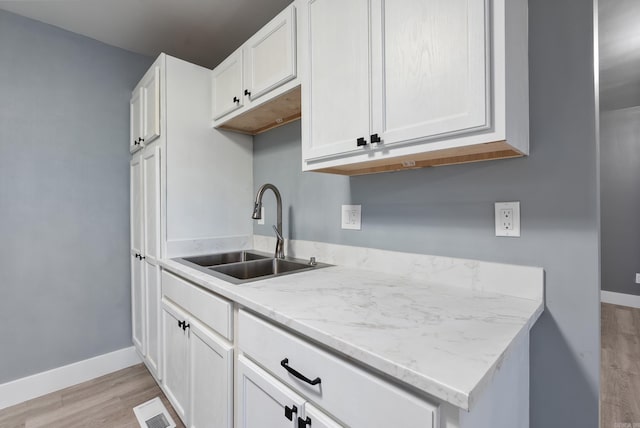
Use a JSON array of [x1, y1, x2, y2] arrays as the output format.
[[182, 251, 268, 267], [210, 258, 313, 280], [172, 250, 330, 284]]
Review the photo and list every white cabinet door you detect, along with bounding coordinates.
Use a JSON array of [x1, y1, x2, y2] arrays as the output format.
[[371, 0, 490, 147], [244, 5, 296, 102], [237, 356, 304, 428], [212, 48, 243, 120], [162, 301, 190, 423], [130, 154, 143, 257], [142, 144, 161, 262], [144, 261, 161, 379], [141, 66, 161, 145], [131, 153, 145, 356], [131, 254, 145, 355], [302, 0, 371, 161], [302, 403, 343, 428], [130, 88, 143, 153], [189, 320, 233, 428]]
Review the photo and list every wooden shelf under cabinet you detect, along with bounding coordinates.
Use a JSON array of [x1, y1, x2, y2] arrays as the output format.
[[313, 141, 524, 176], [218, 86, 301, 136]]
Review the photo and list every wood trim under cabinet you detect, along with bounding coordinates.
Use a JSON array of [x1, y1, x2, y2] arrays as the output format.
[[310, 141, 524, 176], [218, 86, 301, 135]]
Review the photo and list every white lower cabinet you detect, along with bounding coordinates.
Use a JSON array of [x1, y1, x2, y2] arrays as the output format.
[[162, 301, 190, 421], [161, 290, 233, 428], [238, 309, 437, 428], [189, 320, 233, 428], [131, 253, 145, 354], [156, 271, 527, 428], [144, 261, 161, 377], [237, 356, 340, 428], [237, 356, 306, 428], [301, 403, 342, 428], [130, 142, 162, 381]]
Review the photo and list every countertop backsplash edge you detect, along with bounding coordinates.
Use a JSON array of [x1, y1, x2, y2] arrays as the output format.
[[253, 234, 544, 302]]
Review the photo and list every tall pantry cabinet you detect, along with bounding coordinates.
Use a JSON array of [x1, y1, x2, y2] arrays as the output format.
[[129, 54, 253, 380]]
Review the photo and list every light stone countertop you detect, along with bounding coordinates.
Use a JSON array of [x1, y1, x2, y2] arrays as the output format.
[[159, 252, 543, 411]]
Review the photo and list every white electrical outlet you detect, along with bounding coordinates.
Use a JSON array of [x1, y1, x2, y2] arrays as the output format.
[[636, 273, 640, 284], [257, 207, 265, 225], [341, 205, 361, 230], [495, 202, 520, 237]]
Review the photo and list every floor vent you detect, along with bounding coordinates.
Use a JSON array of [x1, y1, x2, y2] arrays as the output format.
[[133, 397, 176, 428]]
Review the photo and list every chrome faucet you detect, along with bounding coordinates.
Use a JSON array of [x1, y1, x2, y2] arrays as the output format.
[[251, 183, 284, 259]]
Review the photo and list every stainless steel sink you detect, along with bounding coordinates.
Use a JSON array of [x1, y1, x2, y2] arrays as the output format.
[[210, 258, 313, 280], [183, 251, 268, 267], [173, 250, 330, 284]]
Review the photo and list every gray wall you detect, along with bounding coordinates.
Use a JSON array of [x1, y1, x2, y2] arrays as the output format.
[[0, 10, 152, 383], [254, 1, 600, 426], [600, 107, 640, 296], [599, 0, 640, 296]]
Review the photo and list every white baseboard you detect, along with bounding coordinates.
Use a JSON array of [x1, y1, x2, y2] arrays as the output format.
[[0, 346, 142, 410], [601, 290, 640, 308]]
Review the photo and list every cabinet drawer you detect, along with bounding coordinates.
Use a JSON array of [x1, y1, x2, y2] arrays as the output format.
[[238, 310, 437, 428], [162, 270, 232, 340]]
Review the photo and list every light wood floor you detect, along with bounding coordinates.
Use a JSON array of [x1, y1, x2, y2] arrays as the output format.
[[601, 303, 640, 427], [0, 364, 184, 428]]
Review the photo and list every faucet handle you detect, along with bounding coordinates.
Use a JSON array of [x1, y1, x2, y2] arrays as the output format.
[[272, 225, 284, 241]]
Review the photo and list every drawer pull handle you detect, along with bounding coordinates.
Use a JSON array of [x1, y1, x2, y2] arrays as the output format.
[[280, 358, 321, 386]]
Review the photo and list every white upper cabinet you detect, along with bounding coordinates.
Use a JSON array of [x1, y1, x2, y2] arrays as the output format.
[[301, 0, 529, 175], [130, 65, 161, 152], [211, 48, 244, 121], [371, 0, 489, 146], [211, 3, 301, 135], [244, 5, 296, 102], [141, 66, 161, 144], [303, 0, 371, 161], [130, 89, 143, 153]]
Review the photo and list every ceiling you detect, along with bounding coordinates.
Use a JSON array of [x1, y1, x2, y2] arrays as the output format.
[[0, 0, 292, 69], [599, 0, 640, 111]]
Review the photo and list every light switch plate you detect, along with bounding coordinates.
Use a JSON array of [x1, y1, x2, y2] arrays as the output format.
[[636, 273, 640, 284], [495, 201, 520, 237], [341, 205, 361, 230]]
